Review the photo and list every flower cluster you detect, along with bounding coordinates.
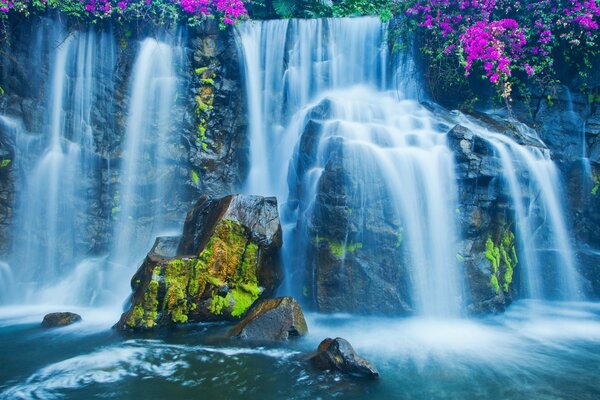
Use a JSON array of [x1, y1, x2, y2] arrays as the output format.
[[400, 0, 600, 97], [0, 0, 247, 24]]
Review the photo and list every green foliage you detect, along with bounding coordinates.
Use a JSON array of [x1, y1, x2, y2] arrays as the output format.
[[267, 0, 392, 20], [210, 292, 230, 315], [230, 284, 260, 317], [0, 159, 11, 168], [191, 170, 199, 186], [315, 235, 362, 258], [485, 228, 518, 295], [485, 237, 501, 294], [126, 272, 160, 328], [592, 174, 600, 196]]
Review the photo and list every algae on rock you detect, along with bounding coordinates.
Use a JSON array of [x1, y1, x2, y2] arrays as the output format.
[[115, 195, 283, 331]]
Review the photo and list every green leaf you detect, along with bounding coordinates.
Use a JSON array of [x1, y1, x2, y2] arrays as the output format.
[[273, 0, 296, 17]]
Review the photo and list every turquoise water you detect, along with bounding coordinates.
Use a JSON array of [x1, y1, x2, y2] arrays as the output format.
[[1, 301, 600, 399]]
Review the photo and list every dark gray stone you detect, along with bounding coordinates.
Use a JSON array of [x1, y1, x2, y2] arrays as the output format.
[[229, 297, 308, 341], [41, 312, 82, 328], [309, 337, 379, 378]]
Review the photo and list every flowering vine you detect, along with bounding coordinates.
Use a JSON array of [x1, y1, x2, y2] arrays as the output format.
[[399, 0, 600, 98], [0, 0, 247, 25]]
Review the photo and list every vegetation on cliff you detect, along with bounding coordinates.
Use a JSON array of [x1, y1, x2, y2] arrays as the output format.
[[394, 1, 599, 105]]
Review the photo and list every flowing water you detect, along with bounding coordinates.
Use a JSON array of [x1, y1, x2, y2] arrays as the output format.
[[1, 301, 600, 399], [0, 16, 598, 400], [238, 18, 462, 315], [456, 115, 582, 300], [107, 36, 186, 306], [2, 26, 116, 305], [0, 22, 187, 306]]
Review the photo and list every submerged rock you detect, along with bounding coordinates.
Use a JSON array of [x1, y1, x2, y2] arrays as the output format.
[[41, 312, 82, 328], [308, 337, 379, 378], [115, 194, 283, 331], [229, 297, 308, 341]]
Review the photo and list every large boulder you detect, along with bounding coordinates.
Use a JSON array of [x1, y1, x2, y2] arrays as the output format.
[[285, 97, 412, 315], [308, 337, 379, 378], [229, 297, 308, 341], [115, 195, 283, 331], [41, 312, 82, 328]]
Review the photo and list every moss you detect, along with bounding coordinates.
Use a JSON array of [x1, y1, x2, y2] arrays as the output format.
[[239, 242, 259, 284], [230, 285, 260, 317], [198, 219, 262, 318], [0, 159, 11, 168], [500, 231, 517, 293], [592, 174, 599, 196], [194, 69, 216, 150], [164, 259, 194, 324], [346, 242, 363, 253], [315, 236, 362, 258], [191, 170, 199, 186], [210, 292, 231, 315], [396, 227, 405, 248], [485, 228, 518, 295], [490, 275, 500, 294], [130, 218, 264, 325], [127, 272, 160, 329]]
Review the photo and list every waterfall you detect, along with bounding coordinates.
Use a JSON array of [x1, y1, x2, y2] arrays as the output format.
[[237, 17, 585, 314], [237, 18, 463, 316], [2, 25, 116, 305], [108, 37, 185, 305], [238, 18, 388, 197], [458, 115, 582, 300], [0, 21, 187, 307]]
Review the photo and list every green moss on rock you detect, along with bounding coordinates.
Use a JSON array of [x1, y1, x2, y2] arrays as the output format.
[[485, 228, 518, 295]]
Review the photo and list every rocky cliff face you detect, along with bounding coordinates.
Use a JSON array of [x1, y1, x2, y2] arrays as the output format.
[[0, 126, 13, 254], [0, 14, 248, 258]]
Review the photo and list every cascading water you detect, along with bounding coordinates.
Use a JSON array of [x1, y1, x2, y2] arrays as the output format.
[[2, 25, 117, 305], [107, 37, 186, 305], [0, 15, 598, 400], [457, 115, 582, 300], [238, 18, 388, 197], [238, 18, 463, 316], [238, 17, 585, 313], [0, 22, 187, 307]]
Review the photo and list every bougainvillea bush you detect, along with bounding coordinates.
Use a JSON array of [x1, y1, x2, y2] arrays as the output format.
[[396, 0, 600, 101], [0, 0, 247, 25]]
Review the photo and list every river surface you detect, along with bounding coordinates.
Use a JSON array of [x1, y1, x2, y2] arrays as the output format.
[[1, 300, 600, 399]]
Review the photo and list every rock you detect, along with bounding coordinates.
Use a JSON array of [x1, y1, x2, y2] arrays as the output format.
[[308, 337, 379, 378], [229, 297, 308, 341], [41, 312, 82, 328], [286, 99, 412, 315], [149, 236, 181, 259], [115, 194, 283, 331]]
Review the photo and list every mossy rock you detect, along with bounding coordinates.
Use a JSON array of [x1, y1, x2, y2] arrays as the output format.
[[115, 195, 283, 331]]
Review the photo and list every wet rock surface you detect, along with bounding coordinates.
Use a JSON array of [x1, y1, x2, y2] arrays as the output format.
[[0, 125, 14, 255], [308, 337, 379, 378], [287, 98, 412, 315], [115, 194, 283, 331], [229, 297, 308, 341], [41, 312, 82, 328]]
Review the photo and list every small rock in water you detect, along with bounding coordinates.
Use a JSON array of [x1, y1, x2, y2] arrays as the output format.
[[229, 297, 308, 341], [41, 312, 82, 328], [308, 337, 379, 378]]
